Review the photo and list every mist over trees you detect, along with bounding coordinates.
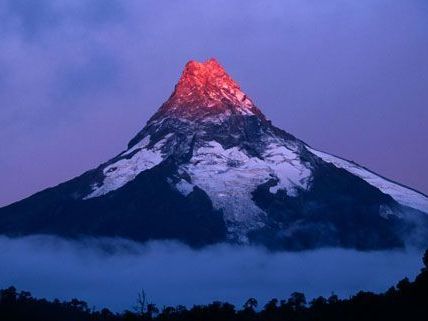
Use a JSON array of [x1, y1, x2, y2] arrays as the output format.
[[2, 236, 423, 310], [1, 249, 428, 321]]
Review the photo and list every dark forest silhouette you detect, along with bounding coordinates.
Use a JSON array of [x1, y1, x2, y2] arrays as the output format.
[[1, 249, 428, 321]]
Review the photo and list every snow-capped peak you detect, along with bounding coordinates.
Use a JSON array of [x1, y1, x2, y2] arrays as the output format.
[[3, 59, 428, 251]]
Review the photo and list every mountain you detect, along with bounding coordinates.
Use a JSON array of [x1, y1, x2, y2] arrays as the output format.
[[1, 58, 428, 250]]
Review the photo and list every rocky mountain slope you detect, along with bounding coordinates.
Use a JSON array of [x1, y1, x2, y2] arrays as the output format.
[[1, 58, 427, 250]]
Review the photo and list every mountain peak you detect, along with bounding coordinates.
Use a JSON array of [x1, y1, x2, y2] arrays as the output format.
[[151, 58, 263, 122], [3, 58, 428, 252], [178, 58, 235, 91]]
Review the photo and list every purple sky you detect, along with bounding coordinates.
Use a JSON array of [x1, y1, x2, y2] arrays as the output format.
[[0, 0, 427, 207]]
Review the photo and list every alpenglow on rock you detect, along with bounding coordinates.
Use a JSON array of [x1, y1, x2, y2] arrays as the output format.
[[1, 58, 428, 250]]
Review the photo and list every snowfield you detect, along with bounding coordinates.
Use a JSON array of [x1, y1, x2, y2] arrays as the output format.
[[177, 140, 312, 241], [307, 147, 428, 214], [85, 135, 167, 199]]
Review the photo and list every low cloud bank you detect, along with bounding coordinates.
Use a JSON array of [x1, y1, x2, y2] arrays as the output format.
[[0, 236, 424, 312]]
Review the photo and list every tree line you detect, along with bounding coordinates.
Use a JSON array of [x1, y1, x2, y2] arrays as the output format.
[[1, 249, 428, 321]]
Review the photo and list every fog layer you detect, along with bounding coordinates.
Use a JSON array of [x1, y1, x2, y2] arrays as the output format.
[[0, 236, 424, 311]]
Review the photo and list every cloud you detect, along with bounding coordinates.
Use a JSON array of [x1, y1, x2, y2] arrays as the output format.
[[3, 0, 59, 39], [2, 0, 126, 40], [56, 51, 121, 101], [0, 236, 424, 312]]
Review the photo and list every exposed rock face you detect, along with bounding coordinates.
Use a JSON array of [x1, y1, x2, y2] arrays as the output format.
[[151, 58, 263, 121], [1, 59, 428, 250]]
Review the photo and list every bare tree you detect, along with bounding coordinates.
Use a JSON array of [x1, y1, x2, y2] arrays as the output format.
[[134, 289, 148, 315], [134, 289, 159, 319]]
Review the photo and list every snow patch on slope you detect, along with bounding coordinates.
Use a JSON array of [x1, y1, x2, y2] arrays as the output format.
[[122, 135, 151, 156], [179, 141, 268, 241], [175, 179, 195, 196], [308, 147, 428, 214], [84, 137, 167, 199], [263, 142, 311, 195], [178, 141, 312, 241]]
